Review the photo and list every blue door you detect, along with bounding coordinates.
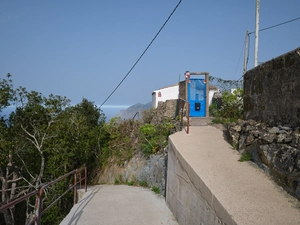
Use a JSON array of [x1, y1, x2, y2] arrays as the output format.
[[188, 78, 206, 117]]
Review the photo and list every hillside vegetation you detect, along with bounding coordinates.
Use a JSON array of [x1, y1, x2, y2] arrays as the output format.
[[0, 74, 175, 225]]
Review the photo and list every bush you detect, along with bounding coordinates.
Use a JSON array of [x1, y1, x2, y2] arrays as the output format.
[[142, 108, 155, 124], [211, 88, 243, 123], [139, 122, 173, 156], [151, 186, 160, 194]]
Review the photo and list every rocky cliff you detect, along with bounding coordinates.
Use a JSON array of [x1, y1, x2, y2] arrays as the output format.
[[117, 102, 152, 120]]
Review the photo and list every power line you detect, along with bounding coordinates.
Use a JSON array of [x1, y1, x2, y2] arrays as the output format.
[[100, 0, 183, 108], [233, 38, 246, 80], [249, 16, 300, 34]]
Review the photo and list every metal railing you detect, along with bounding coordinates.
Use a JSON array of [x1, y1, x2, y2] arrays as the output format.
[[178, 97, 190, 134], [0, 167, 87, 225]]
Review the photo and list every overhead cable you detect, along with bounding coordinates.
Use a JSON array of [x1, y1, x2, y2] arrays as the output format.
[[249, 16, 300, 34], [100, 0, 183, 107]]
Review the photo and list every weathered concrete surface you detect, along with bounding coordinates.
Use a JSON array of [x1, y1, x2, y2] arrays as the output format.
[[166, 126, 300, 225], [189, 117, 213, 126], [60, 185, 178, 225]]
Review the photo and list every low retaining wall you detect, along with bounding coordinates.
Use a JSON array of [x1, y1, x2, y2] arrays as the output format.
[[166, 130, 235, 225], [166, 126, 300, 225]]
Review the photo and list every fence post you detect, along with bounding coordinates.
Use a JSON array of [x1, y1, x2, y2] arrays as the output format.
[[73, 171, 77, 205], [34, 188, 43, 225], [84, 167, 87, 193]]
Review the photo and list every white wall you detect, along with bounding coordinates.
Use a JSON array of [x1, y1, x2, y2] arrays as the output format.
[[152, 85, 179, 108], [209, 90, 219, 105]]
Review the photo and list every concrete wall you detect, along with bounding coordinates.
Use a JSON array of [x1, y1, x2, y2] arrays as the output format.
[[166, 140, 236, 225], [152, 85, 179, 108], [244, 47, 300, 126]]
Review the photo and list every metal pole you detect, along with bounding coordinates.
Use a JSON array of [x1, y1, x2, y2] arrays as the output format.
[[254, 0, 260, 67], [84, 167, 87, 193], [205, 73, 209, 117], [74, 172, 77, 205], [243, 30, 249, 74]]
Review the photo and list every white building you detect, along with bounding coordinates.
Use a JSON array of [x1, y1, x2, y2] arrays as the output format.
[[152, 84, 179, 108]]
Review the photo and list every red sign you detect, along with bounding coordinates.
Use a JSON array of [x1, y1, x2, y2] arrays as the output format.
[[158, 92, 162, 97]]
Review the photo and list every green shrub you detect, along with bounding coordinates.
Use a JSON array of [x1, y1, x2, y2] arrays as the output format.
[[142, 108, 155, 124], [139, 122, 173, 156], [239, 152, 252, 162], [127, 181, 135, 186], [151, 186, 160, 195], [211, 88, 243, 123], [114, 179, 120, 184], [139, 180, 148, 187]]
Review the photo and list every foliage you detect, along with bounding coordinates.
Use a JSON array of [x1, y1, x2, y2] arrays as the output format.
[[101, 118, 140, 166], [139, 122, 174, 156], [142, 108, 154, 123], [211, 88, 243, 123], [127, 180, 135, 186], [0, 74, 106, 225], [151, 186, 160, 195], [239, 152, 252, 162], [0, 74, 178, 224], [0, 73, 14, 111], [139, 180, 148, 187]]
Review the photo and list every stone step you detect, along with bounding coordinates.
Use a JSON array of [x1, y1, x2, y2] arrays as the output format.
[[189, 117, 213, 126]]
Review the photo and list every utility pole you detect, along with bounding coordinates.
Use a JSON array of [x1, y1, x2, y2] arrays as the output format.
[[254, 0, 260, 67], [243, 30, 249, 74]]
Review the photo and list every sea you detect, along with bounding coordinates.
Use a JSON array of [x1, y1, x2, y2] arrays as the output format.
[[100, 105, 130, 122], [0, 105, 130, 123]]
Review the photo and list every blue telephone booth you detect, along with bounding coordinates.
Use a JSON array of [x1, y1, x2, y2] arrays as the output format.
[[188, 78, 206, 117]]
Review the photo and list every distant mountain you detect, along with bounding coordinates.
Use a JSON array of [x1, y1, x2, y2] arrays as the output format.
[[117, 102, 152, 120]]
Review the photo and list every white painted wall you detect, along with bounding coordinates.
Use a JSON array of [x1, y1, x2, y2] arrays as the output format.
[[209, 90, 219, 105], [152, 85, 179, 108]]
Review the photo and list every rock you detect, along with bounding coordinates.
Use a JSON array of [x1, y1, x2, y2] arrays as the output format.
[[245, 125, 256, 132], [269, 127, 280, 134], [277, 133, 286, 143], [238, 134, 247, 152], [226, 119, 300, 200], [262, 133, 277, 143], [259, 144, 274, 167], [245, 133, 255, 145], [279, 125, 293, 131], [95, 151, 168, 196], [230, 124, 242, 133]]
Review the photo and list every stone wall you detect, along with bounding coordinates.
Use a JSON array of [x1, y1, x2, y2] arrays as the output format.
[[151, 99, 178, 125], [244, 47, 300, 127], [227, 119, 300, 200], [94, 152, 168, 196], [179, 80, 186, 100]]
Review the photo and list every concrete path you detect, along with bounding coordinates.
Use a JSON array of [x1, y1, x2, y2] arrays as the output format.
[[168, 126, 300, 225], [60, 185, 178, 225]]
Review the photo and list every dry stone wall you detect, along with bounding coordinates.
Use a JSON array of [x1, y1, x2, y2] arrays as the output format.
[[228, 119, 300, 200], [239, 47, 300, 200], [244, 47, 300, 127]]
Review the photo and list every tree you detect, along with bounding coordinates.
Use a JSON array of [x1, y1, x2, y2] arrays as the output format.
[[1, 88, 71, 224], [0, 75, 106, 224]]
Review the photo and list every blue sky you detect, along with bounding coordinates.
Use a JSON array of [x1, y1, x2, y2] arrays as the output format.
[[1, 0, 299, 107]]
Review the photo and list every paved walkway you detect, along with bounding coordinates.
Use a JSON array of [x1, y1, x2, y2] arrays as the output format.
[[60, 185, 178, 225], [169, 126, 300, 225]]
